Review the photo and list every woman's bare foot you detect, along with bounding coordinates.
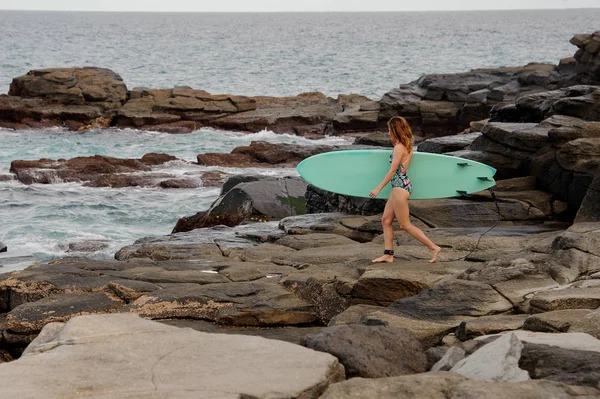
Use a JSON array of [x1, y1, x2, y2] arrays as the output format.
[[429, 246, 442, 263], [372, 254, 394, 263]]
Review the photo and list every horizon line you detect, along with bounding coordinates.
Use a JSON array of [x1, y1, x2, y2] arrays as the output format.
[[1, 7, 599, 13]]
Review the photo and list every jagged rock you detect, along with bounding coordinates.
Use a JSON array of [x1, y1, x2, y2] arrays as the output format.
[[571, 31, 600, 85], [300, 325, 427, 378], [379, 63, 573, 137], [491, 85, 600, 123], [431, 347, 466, 372], [0, 314, 345, 398], [451, 333, 530, 382]]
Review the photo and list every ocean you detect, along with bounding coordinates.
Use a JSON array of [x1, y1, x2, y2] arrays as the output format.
[[0, 9, 599, 268]]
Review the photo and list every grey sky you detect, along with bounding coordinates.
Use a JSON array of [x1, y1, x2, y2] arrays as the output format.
[[0, 0, 598, 12]]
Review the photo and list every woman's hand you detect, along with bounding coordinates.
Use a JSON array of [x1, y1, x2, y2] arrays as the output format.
[[369, 188, 381, 198]]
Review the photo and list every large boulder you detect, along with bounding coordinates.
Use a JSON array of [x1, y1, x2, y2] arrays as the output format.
[[0, 314, 345, 398], [571, 31, 600, 85], [300, 325, 427, 378], [206, 176, 308, 220], [0, 67, 126, 130], [0, 242, 6, 253]]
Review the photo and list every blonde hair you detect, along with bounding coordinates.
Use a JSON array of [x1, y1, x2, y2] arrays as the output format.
[[387, 116, 413, 153]]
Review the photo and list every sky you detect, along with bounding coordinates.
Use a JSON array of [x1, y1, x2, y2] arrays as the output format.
[[0, 0, 598, 12]]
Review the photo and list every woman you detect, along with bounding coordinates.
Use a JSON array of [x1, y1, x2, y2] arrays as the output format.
[[369, 116, 442, 263]]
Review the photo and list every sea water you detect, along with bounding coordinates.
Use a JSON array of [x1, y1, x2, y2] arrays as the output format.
[[1, 9, 599, 267]]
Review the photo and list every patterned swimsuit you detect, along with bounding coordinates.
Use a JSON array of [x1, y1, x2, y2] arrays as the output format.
[[389, 153, 412, 194]]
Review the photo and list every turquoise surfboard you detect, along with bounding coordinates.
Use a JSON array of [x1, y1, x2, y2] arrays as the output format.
[[297, 150, 496, 200]]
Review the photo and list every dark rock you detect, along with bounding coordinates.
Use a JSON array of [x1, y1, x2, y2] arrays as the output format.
[[300, 325, 427, 378], [388, 280, 513, 320], [305, 185, 386, 216], [0, 67, 126, 130], [172, 211, 244, 234], [353, 132, 393, 147], [0, 242, 6, 253], [6, 292, 124, 334], [9, 154, 192, 188], [491, 85, 600, 123], [379, 63, 569, 137], [115, 87, 255, 133], [197, 141, 334, 168], [520, 343, 600, 388], [575, 175, 600, 223], [417, 132, 481, 154], [126, 281, 319, 326], [207, 176, 308, 220]]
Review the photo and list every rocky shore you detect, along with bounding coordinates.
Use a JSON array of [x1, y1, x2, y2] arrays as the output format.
[[0, 31, 599, 398]]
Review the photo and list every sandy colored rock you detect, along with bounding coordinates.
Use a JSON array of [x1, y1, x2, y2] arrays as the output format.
[[0, 314, 345, 399]]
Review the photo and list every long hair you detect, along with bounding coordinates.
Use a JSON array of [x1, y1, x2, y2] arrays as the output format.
[[387, 116, 414, 153]]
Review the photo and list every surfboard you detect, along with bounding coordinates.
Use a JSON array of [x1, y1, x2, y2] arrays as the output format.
[[296, 149, 496, 200]]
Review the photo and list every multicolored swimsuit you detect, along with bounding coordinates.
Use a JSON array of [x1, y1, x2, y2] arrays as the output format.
[[389, 153, 412, 194]]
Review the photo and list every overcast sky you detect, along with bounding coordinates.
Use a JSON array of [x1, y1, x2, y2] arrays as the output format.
[[0, 0, 598, 12]]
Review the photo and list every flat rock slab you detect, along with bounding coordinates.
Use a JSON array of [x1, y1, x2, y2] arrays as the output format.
[[0, 314, 345, 399], [524, 309, 593, 332], [350, 261, 473, 305], [319, 371, 599, 399], [388, 280, 513, 320], [529, 287, 600, 311], [456, 314, 529, 340], [476, 330, 600, 353], [126, 281, 319, 326], [7, 292, 124, 334]]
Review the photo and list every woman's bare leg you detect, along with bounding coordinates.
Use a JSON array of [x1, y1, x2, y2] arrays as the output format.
[[391, 188, 442, 263], [372, 197, 395, 263]]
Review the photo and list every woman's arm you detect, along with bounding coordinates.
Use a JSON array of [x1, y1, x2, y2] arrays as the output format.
[[369, 145, 405, 198]]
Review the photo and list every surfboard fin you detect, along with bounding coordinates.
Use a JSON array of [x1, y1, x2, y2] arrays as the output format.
[[457, 162, 472, 167], [456, 190, 468, 196], [477, 177, 493, 181]]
